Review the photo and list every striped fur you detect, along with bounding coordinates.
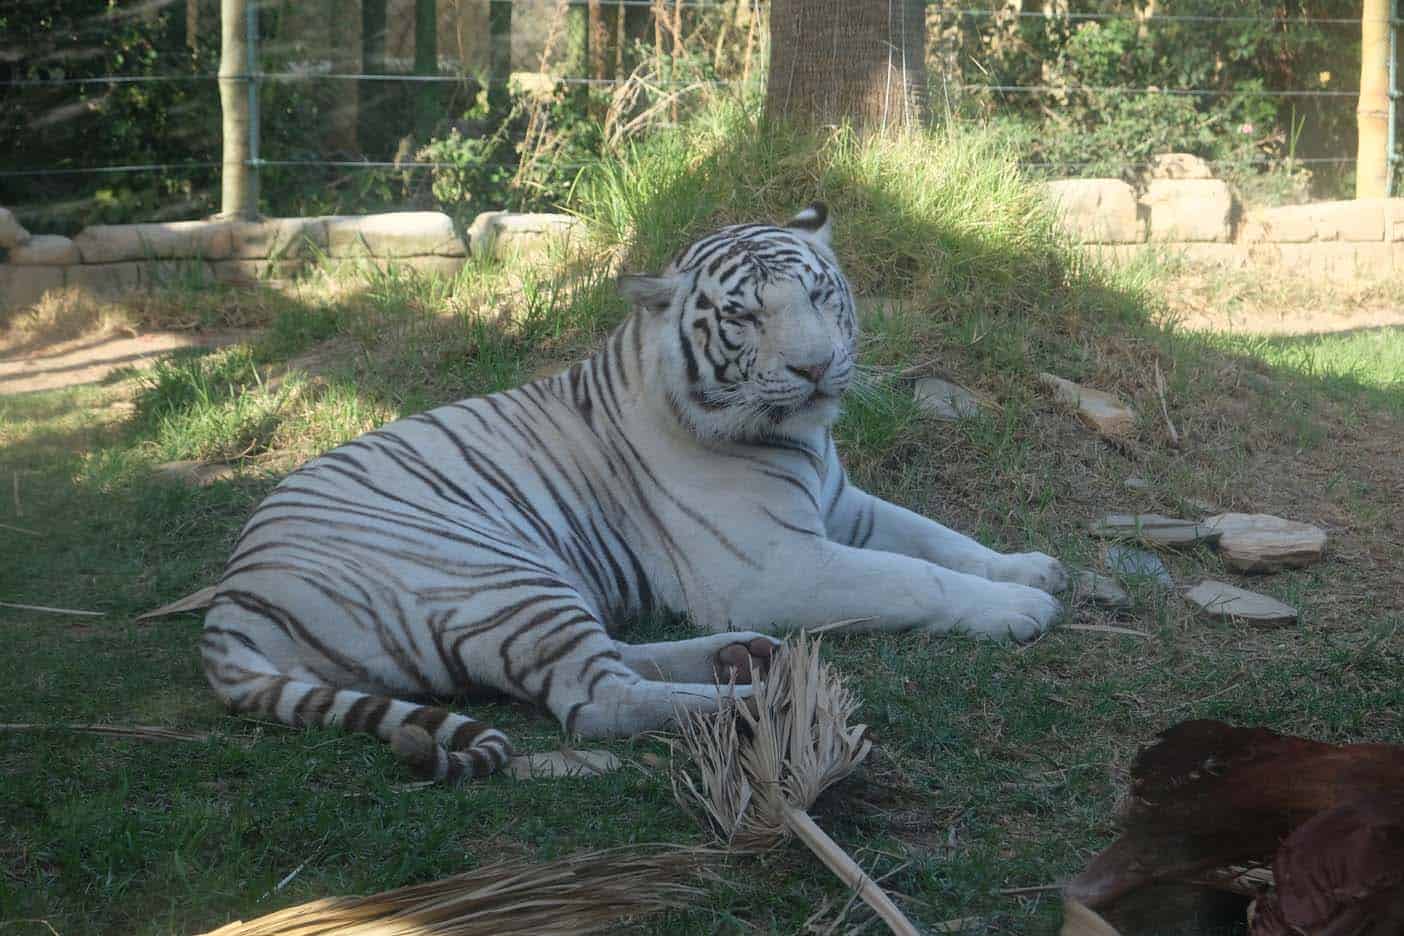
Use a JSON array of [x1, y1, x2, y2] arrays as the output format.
[[201, 205, 1067, 782]]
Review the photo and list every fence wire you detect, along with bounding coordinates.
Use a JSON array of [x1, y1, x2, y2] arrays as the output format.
[[0, 6, 1383, 190]]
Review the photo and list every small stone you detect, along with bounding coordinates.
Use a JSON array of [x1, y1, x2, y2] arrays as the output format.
[[468, 211, 582, 260], [7, 234, 78, 265], [1124, 477, 1149, 491], [1184, 580, 1298, 625], [1204, 513, 1328, 573], [1144, 153, 1215, 180], [325, 211, 465, 258], [0, 207, 30, 249], [505, 749, 621, 780], [1073, 570, 1132, 610], [1089, 513, 1222, 548], [1104, 544, 1174, 587], [914, 376, 986, 420], [1039, 373, 1136, 437], [153, 460, 236, 487]]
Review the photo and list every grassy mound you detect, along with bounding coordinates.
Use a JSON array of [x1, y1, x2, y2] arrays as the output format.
[[2, 100, 1401, 936]]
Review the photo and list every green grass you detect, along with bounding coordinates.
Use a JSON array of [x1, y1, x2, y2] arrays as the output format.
[[3, 103, 1402, 935]]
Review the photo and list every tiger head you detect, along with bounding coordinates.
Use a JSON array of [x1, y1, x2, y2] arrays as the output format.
[[620, 204, 858, 441]]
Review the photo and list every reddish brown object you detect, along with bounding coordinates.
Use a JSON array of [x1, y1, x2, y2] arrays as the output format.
[[1250, 795, 1404, 936], [1068, 720, 1404, 908]]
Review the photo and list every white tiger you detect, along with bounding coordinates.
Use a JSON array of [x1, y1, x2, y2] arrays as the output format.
[[200, 205, 1066, 781]]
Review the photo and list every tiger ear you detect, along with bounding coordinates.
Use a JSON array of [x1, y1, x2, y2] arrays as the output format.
[[786, 202, 832, 246], [618, 274, 678, 314]]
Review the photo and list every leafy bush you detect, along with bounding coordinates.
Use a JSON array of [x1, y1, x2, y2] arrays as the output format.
[[937, 1, 1358, 200]]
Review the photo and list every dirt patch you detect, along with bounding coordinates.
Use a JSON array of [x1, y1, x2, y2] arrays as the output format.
[[1167, 306, 1404, 336], [0, 329, 249, 396]]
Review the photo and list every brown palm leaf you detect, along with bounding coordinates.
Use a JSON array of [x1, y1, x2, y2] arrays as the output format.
[[672, 632, 918, 936], [196, 845, 710, 936]]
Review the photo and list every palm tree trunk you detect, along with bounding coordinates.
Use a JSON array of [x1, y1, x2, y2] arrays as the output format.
[[765, 0, 927, 134]]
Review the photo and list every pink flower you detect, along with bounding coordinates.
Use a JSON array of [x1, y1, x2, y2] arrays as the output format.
[[1239, 122, 1255, 136]]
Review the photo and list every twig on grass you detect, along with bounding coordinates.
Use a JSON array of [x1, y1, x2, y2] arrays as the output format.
[[0, 522, 40, 536], [1154, 360, 1180, 448], [1065, 623, 1151, 638], [0, 723, 211, 743], [0, 601, 103, 618]]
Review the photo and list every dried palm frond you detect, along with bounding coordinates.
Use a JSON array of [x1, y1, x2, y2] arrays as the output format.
[[197, 845, 711, 936], [0, 723, 210, 743], [672, 632, 919, 936]]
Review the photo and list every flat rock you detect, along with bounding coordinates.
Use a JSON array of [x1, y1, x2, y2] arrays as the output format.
[[1204, 513, 1327, 572], [467, 211, 582, 260], [914, 376, 986, 420], [326, 211, 466, 258], [1144, 153, 1215, 180], [505, 749, 621, 780], [1089, 513, 1221, 548], [72, 220, 235, 263], [1073, 570, 1132, 610], [1039, 373, 1136, 436], [1184, 580, 1298, 625], [1104, 544, 1174, 587], [1123, 476, 1149, 491], [0, 207, 30, 249], [153, 460, 237, 487], [7, 234, 77, 265]]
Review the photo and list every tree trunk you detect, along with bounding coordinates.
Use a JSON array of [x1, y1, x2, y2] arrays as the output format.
[[765, 0, 927, 134], [489, 0, 512, 111], [360, 0, 389, 154], [325, 0, 360, 154], [218, 0, 258, 219], [587, 0, 608, 80], [1357, 0, 1390, 198], [414, 0, 440, 137]]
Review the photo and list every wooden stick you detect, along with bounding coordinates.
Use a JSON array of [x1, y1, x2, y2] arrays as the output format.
[[783, 804, 920, 936]]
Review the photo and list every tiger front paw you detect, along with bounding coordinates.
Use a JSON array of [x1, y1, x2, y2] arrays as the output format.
[[986, 551, 1068, 594]]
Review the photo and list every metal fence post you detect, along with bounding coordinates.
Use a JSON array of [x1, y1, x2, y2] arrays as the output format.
[[218, 0, 259, 219]]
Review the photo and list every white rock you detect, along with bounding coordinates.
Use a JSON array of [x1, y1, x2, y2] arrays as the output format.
[[1204, 513, 1327, 573], [468, 211, 582, 260], [1044, 179, 1144, 244], [1144, 153, 1214, 180], [73, 220, 234, 263], [0, 207, 30, 249], [914, 377, 986, 420], [1184, 580, 1298, 625], [0, 265, 65, 311], [326, 211, 466, 258], [227, 218, 329, 259], [1073, 570, 1132, 610], [1143, 179, 1235, 243], [1039, 373, 1136, 437], [7, 235, 79, 266]]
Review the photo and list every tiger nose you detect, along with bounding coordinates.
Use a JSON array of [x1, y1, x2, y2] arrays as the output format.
[[787, 355, 832, 384]]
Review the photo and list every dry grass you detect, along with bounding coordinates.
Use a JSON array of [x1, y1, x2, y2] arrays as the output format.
[[197, 846, 709, 936]]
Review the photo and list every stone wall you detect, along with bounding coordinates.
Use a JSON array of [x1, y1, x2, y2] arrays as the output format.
[[0, 208, 583, 317], [1046, 175, 1404, 281]]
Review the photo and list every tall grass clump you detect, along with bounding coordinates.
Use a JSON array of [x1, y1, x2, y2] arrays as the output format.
[[573, 96, 1140, 331]]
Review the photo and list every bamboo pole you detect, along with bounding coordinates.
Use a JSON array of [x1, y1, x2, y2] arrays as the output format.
[[218, 0, 258, 219], [1358, 0, 1391, 198]]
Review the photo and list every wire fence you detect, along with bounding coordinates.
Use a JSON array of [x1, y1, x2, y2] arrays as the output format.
[[0, 2, 1392, 223]]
